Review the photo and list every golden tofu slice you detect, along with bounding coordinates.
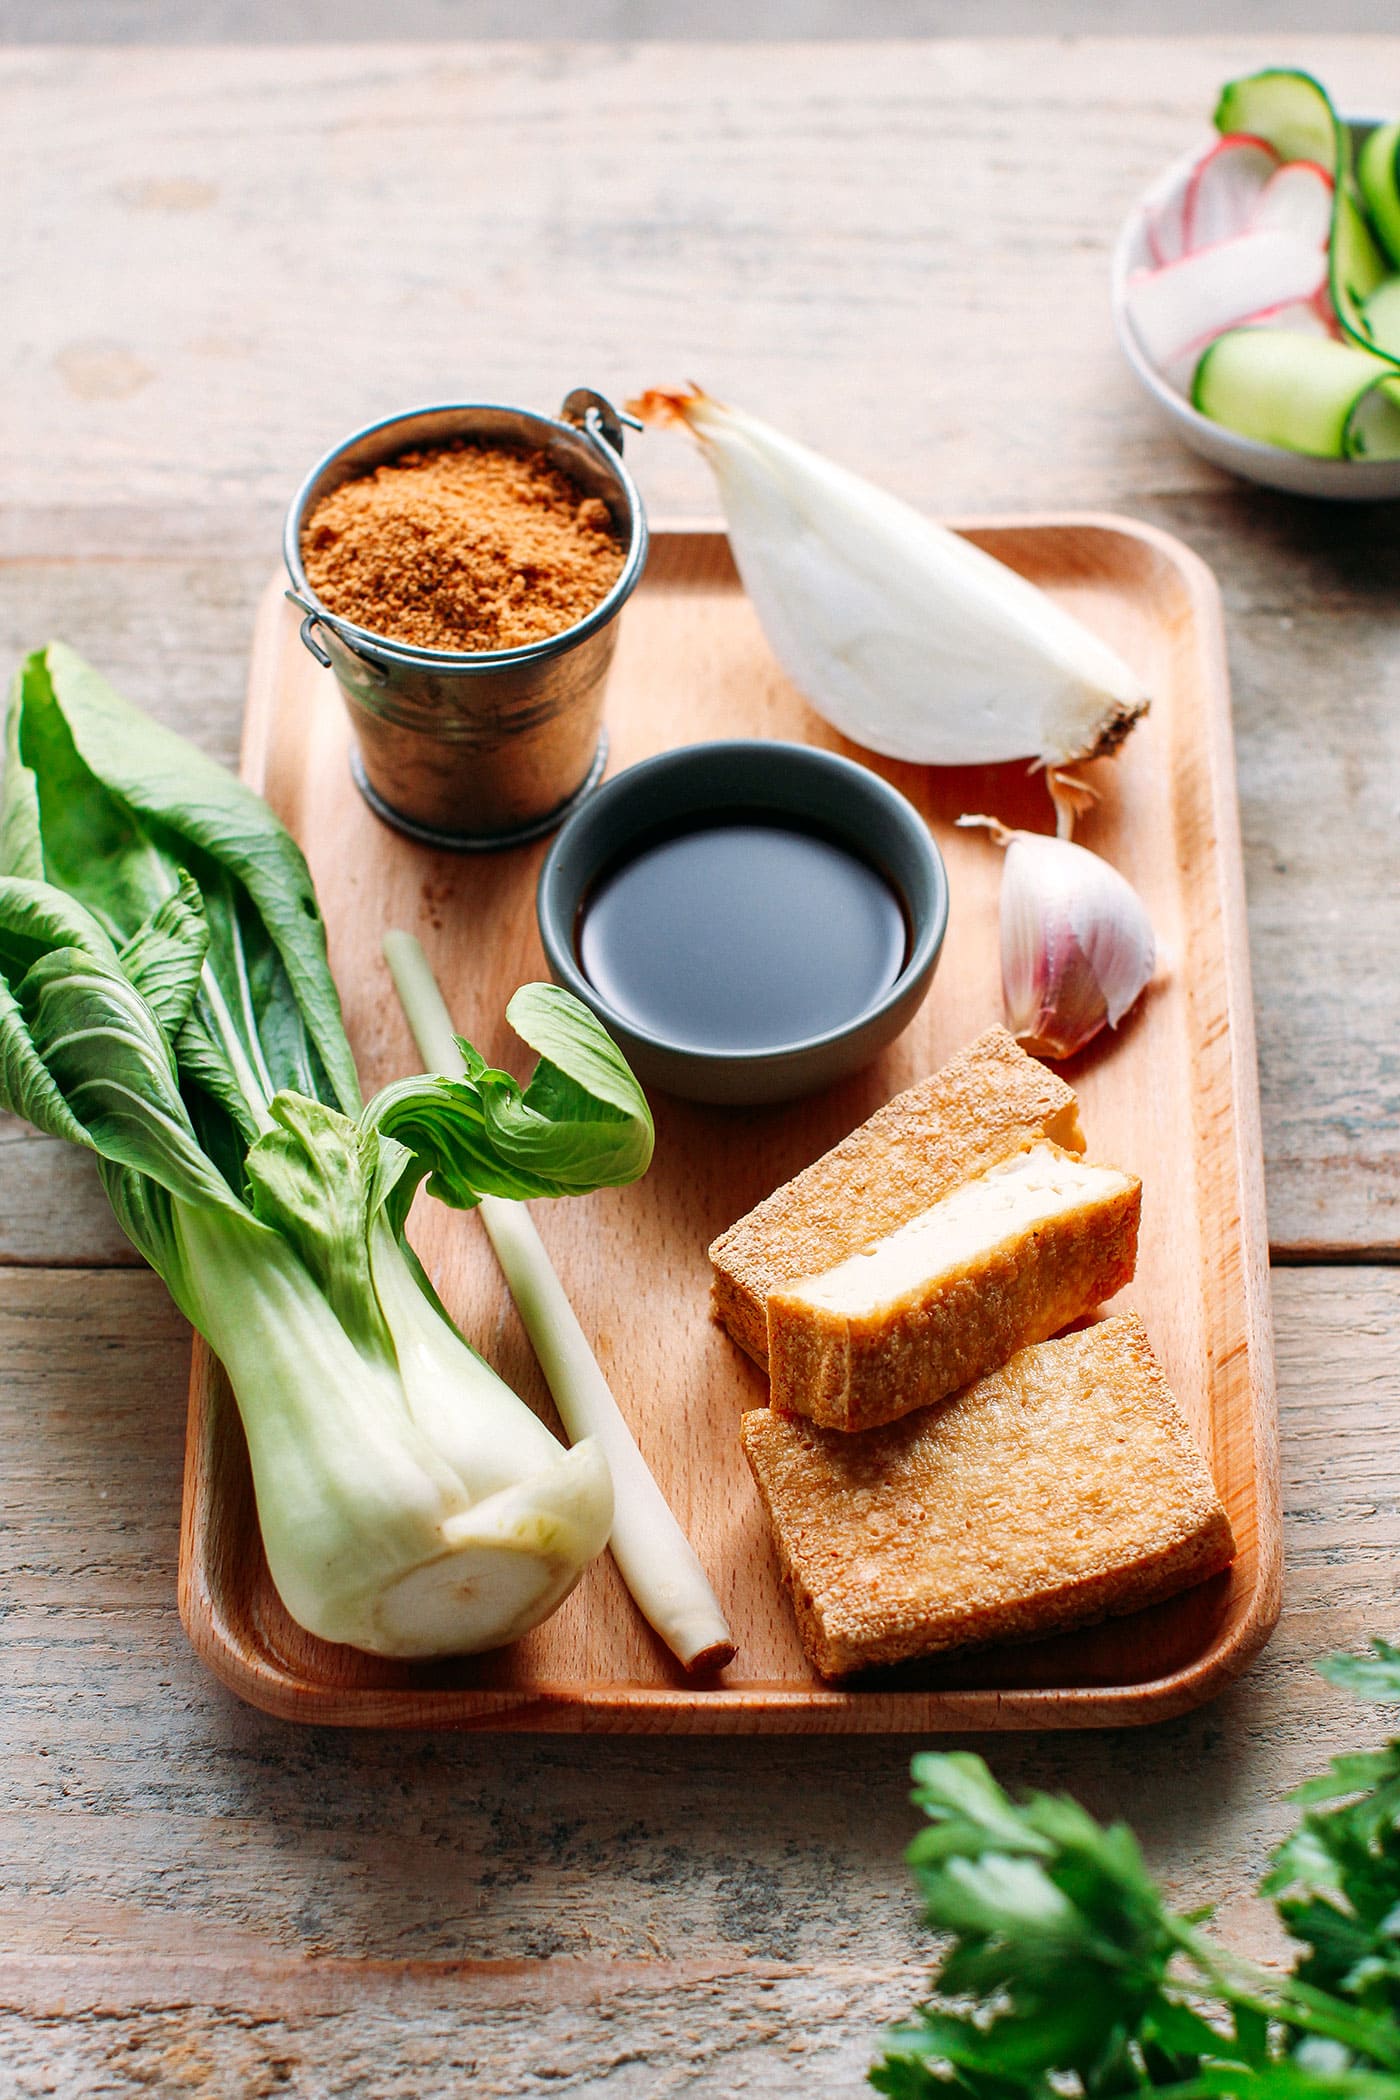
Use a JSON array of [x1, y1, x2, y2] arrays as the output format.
[[740, 1315, 1235, 1681], [766, 1139, 1140, 1430], [710, 1026, 1137, 1431], [710, 1026, 1085, 1370]]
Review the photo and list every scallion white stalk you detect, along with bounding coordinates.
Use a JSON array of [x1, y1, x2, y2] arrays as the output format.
[[384, 931, 736, 1674]]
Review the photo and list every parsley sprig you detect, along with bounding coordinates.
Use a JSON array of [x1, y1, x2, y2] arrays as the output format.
[[875, 1642, 1400, 2100]]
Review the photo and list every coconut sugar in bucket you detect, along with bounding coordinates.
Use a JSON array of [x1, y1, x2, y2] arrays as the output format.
[[283, 391, 648, 849]]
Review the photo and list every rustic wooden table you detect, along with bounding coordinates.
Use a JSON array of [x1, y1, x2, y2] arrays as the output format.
[[4, 36, 1400, 2095]]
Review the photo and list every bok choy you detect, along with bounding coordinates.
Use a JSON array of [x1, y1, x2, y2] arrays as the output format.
[[0, 644, 655, 1659]]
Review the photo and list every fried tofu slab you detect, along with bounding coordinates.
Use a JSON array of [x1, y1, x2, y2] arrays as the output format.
[[740, 1315, 1235, 1681], [710, 1027, 1139, 1430]]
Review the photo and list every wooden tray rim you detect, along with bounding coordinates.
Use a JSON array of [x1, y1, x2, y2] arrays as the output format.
[[178, 511, 1282, 1733]]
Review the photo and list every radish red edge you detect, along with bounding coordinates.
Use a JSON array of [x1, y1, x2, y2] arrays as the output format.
[[1158, 298, 1338, 396], [1249, 160, 1335, 248], [1182, 133, 1281, 252]]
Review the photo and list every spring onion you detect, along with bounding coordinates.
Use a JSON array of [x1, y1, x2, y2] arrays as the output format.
[[385, 932, 736, 1674]]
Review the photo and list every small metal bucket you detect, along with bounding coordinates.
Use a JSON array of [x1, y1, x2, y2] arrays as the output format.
[[283, 390, 648, 849]]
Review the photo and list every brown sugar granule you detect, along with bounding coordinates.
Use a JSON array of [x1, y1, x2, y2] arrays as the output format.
[[301, 439, 627, 653]]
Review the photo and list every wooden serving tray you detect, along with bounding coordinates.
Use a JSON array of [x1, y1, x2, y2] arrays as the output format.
[[179, 520, 1280, 1730]]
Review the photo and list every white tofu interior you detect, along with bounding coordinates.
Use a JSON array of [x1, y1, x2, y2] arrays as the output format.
[[781, 1143, 1132, 1317]]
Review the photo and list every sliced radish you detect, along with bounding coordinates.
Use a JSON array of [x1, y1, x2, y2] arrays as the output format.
[[1249, 160, 1334, 248], [1126, 229, 1328, 370], [1182, 134, 1279, 251], [1147, 182, 1190, 268]]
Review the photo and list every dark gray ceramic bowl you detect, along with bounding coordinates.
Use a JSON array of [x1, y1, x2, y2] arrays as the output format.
[[536, 740, 949, 1106]]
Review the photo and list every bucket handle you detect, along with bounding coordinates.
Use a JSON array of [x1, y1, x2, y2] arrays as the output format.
[[285, 588, 337, 668], [286, 591, 393, 682], [558, 388, 643, 457]]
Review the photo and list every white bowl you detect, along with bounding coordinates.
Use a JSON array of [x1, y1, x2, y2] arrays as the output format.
[[1111, 125, 1400, 501]]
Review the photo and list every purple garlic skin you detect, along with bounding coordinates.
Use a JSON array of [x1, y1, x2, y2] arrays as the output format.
[[967, 823, 1156, 1061]]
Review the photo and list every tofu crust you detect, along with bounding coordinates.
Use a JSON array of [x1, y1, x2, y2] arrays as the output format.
[[709, 1027, 1086, 1369], [765, 1148, 1141, 1430], [740, 1315, 1237, 1681]]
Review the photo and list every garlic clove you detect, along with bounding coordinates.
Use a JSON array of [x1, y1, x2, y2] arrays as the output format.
[[1002, 846, 1110, 1057], [960, 818, 1157, 1061]]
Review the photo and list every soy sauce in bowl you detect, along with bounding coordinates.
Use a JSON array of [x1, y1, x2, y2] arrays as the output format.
[[536, 739, 949, 1106], [577, 817, 908, 1054]]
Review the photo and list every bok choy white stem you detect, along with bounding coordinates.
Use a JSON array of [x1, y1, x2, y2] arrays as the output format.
[[170, 1159, 613, 1656], [385, 930, 736, 1675], [631, 388, 1149, 820]]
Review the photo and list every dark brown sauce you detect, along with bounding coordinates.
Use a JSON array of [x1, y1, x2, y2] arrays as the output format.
[[576, 817, 908, 1053]]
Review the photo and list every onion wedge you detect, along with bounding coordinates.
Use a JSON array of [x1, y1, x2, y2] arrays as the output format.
[[629, 387, 1148, 777]]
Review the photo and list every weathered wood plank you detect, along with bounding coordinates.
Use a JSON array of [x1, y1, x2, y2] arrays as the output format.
[[4, 40, 1400, 522], [0, 1968, 930, 2099], [1161, 493, 1400, 1258], [0, 1263, 1393, 2089], [5, 2, 1399, 42]]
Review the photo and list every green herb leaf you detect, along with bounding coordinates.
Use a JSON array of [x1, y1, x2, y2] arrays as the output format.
[[875, 1646, 1400, 2099], [1318, 1644, 1400, 1706]]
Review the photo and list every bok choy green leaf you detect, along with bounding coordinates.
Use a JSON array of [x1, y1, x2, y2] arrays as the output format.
[[0, 645, 656, 1659], [370, 981, 655, 1211]]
